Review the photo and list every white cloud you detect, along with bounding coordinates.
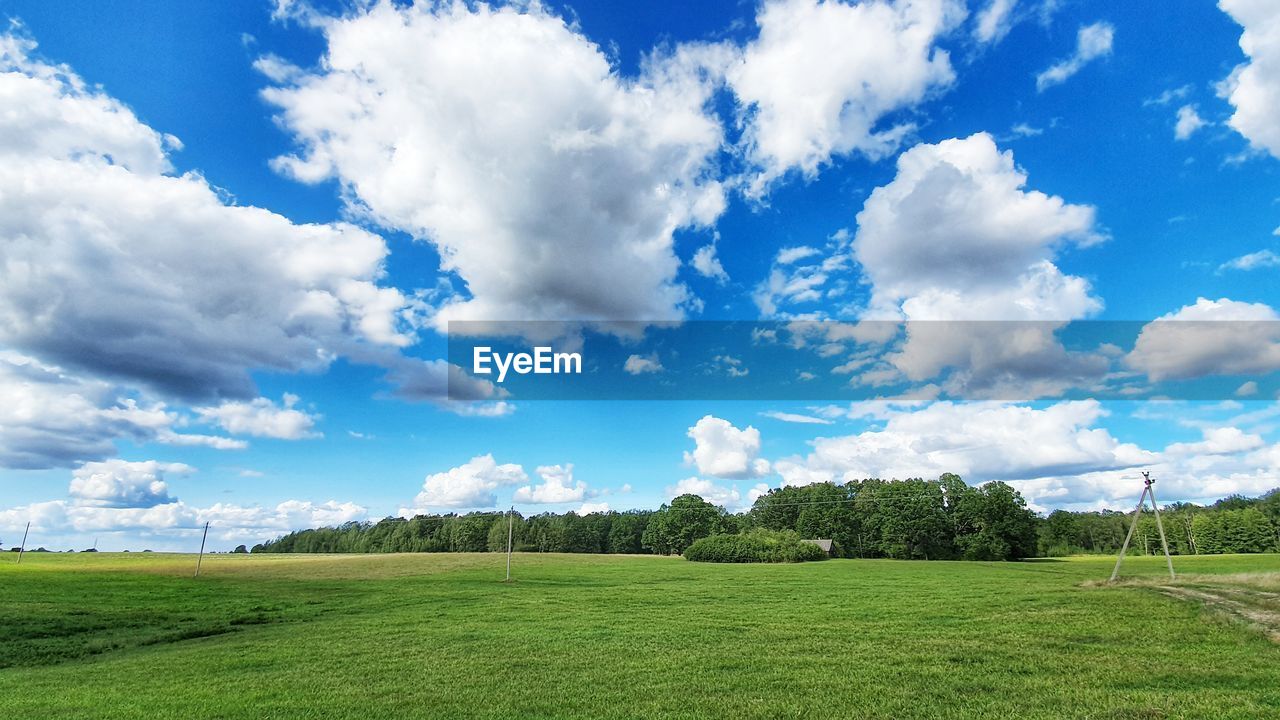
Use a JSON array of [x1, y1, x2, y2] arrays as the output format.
[[668, 476, 744, 509], [772, 400, 1153, 495], [712, 355, 750, 378], [1218, 0, 1280, 158], [1236, 380, 1260, 397], [1144, 84, 1192, 107], [1003, 122, 1043, 140], [691, 242, 729, 284], [263, 2, 726, 327], [378, 353, 509, 408], [1174, 104, 1208, 140], [578, 501, 610, 514], [850, 133, 1105, 396], [1035, 21, 1114, 92], [1218, 249, 1280, 272], [753, 231, 864, 318], [194, 394, 320, 440], [1014, 426, 1280, 513], [407, 454, 527, 511], [0, 32, 416, 404], [684, 415, 771, 478], [776, 246, 822, 265], [760, 411, 834, 424], [1126, 298, 1280, 381], [446, 400, 517, 418], [623, 354, 664, 375], [855, 133, 1100, 320], [1165, 426, 1264, 457], [68, 459, 192, 508], [728, 0, 965, 197], [974, 0, 1018, 44], [0, 497, 366, 546], [0, 352, 243, 469], [0, 34, 173, 174], [514, 464, 588, 504]]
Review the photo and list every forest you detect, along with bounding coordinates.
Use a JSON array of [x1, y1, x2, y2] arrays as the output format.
[[253, 475, 1280, 560]]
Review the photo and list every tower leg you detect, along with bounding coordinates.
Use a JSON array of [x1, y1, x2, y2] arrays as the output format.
[[1147, 485, 1176, 579], [1110, 486, 1149, 582]]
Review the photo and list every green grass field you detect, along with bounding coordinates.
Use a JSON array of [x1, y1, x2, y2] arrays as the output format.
[[3, 552, 1279, 719]]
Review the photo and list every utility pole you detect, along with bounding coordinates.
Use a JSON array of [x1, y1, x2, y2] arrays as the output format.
[[505, 505, 515, 582], [194, 521, 209, 578], [16, 522, 29, 564], [1111, 472, 1175, 581]]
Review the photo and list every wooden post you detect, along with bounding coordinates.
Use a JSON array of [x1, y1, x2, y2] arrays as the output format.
[[194, 521, 209, 578], [505, 506, 514, 582], [16, 522, 29, 564]]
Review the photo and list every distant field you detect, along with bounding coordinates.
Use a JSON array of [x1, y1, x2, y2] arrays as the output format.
[[2, 553, 1279, 719]]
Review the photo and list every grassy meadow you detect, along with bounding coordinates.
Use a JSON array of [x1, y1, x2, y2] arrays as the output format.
[[2, 551, 1279, 719]]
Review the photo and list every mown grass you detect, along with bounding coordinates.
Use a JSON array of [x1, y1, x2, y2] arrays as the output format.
[[2, 552, 1279, 719]]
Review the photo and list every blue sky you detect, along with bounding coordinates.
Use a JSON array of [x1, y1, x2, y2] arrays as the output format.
[[2, 0, 1279, 551]]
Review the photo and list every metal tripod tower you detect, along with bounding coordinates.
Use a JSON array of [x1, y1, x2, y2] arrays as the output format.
[[1110, 472, 1175, 581]]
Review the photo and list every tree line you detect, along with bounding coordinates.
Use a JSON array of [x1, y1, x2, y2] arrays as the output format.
[[252, 476, 1280, 560], [1038, 491, 1280, 556]]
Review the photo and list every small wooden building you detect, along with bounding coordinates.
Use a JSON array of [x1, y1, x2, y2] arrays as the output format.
[[802, 538, 834, 556]]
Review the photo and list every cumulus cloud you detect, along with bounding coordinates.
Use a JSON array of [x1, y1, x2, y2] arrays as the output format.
[[0, 34, 415, 402], [855, 133, 1100, 319], [194, 393, 320, 440], [1015, 423, 1280, 513], [684, 415, 771, 478], [262, 2, 726, 327], [68, 459, 192, 508], [624, 354, 664, 375], [767, 398, 1280, 512], [0, 30, 516, 463], [728, 0, 965, 197], [407, 454, 527, 511], [1174, 105, 1208, 140], [0, 496, 366, 546], [578, 501, 611, 514], [850, 133, 1106, 396], [513, 464, 588, 504], [0, 352, 243, 469], [1126, 298, 1280, 381], [691, 242, 730, 284], [1164, 426, 1264, 457], [1217, 0, 1280, 158], [1035, 21, 1114, 92], [667, 476, 744, 510], [772, 400, 1152, 490]]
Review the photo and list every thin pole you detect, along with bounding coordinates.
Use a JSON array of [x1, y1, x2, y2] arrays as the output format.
[[16, 522, 29, 564], [505, 506, 514, 582], [1147, 477, 1176, 579], [1110, 485, 1149, 582], [194, 521, 209, 577]]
